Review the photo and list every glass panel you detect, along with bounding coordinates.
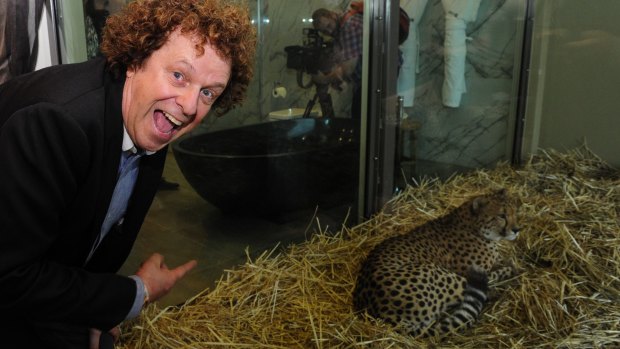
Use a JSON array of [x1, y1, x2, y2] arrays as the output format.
[[54, 0, 88, 63], [178, 0, 363, 304], [522, 0, 620, 167], [396, 0, 526, 183], [193, 0, 361, 224]]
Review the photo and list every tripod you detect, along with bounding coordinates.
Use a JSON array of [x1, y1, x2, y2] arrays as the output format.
[[302, 82, 335, 119]]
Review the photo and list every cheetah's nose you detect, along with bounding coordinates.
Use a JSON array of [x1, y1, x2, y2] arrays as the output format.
[[504, 228, 519, 241]]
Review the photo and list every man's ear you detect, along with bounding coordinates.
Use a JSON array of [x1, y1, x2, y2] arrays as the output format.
[[126, 65, 136, 78]]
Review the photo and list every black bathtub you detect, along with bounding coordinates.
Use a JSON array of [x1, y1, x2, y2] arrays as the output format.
[[172, 118, 359, 216]]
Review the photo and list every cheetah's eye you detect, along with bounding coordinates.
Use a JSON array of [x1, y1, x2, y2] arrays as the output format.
[[499, 213, 507, 220]]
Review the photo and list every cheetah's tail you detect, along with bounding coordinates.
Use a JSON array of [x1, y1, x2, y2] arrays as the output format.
[[424, 268, 489, 338]]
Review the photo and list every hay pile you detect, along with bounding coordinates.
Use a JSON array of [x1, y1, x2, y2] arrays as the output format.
[[119, 147, 620, 348]]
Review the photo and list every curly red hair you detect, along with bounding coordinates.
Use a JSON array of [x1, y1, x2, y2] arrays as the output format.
[[101, 0, 256, 115]]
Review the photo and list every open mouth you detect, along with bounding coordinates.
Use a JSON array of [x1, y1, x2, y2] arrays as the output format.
[[154, 110, 183, 134]]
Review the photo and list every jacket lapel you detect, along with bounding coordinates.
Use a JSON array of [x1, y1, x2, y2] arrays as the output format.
[[90, 69, 125, 249]]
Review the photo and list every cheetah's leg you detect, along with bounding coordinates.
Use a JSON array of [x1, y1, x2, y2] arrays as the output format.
[[488, 266, 515, 284], [391, 264, 468, 337], [421, 267, 489, 338]]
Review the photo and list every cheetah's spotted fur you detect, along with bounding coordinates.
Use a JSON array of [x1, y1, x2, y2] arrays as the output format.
[[353, 189, 520, 337]]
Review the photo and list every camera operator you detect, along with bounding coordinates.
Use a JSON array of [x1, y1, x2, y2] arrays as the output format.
[[311, 7, 363, 119]]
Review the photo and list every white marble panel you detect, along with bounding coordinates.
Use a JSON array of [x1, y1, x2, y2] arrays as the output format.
[[410, 0, 521, 168]]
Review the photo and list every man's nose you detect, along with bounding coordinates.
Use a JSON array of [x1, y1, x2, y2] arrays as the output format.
[[176, 88, 199, 117]]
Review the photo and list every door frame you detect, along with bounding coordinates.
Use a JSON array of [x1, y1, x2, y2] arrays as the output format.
[[360, 0, 402, 218]]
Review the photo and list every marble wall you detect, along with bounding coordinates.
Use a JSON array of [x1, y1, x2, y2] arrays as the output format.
[[404, 0, 523, 168]]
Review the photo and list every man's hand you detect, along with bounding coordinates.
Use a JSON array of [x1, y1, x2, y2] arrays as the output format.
[[311, 71, 333, 85], [312, 71, 344, 91], [89, 327, 120, 349], [135, 253, 197, 303]]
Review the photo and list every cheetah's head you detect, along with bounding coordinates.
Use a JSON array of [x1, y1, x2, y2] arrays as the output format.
[[471, 189, 520, 241]]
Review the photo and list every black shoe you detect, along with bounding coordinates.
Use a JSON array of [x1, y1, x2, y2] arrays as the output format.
[[159, 177, 179, 191]]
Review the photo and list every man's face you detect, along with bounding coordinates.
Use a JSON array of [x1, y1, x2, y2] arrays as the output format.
[[314, 16, 337, 36], [122, 29, 231, 152]]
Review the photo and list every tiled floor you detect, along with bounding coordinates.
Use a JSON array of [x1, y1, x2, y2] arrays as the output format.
[[118, 151, 354, 307]]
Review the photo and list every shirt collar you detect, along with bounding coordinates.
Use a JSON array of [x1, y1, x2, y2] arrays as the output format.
[[122, 126, 155, 155]]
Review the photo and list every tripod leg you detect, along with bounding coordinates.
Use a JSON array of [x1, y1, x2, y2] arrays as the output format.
[[316, 84, 334, 118], [303, 93, 319, 118]]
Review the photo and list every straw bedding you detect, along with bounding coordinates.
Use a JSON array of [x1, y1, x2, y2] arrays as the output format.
[[118, 146, 620, 348]]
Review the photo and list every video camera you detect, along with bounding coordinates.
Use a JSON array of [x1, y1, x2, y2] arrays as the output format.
[[284, 28, 334, 75]]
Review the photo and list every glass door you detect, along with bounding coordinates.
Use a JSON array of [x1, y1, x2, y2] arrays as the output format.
[[363, 0, 530, 215]]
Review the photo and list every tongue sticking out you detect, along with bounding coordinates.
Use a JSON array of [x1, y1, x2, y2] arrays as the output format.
[[154, 111, 175, 134]]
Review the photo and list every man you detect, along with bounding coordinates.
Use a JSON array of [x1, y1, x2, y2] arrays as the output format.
[[0, 0, 255, 347], [312, 7, 363, 119]]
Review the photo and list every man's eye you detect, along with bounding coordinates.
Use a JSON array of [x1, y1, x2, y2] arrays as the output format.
[[201, 89, 214, 99], [173, 72, 183, 80]]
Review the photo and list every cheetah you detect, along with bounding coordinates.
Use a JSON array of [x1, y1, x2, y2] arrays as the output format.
[[353, 189, 520, 338]]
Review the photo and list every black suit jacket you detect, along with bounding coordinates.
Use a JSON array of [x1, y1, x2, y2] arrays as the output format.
[[0, 58, 166, 335]]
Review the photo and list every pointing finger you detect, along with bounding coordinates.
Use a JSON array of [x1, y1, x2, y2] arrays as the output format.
[[172, 259, 197, 279]]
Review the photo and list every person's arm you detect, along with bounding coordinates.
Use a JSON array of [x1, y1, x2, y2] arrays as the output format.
[[87, 255, 196, 348], [0, 103, 135, 331], [312, 56, 359, 89], [337, 57, 359, 80], [337, 14, 363, 77], [313, 15, 363, 87]]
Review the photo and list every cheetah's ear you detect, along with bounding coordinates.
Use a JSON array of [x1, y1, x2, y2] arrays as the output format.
[[471, 196, 489, 214]]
